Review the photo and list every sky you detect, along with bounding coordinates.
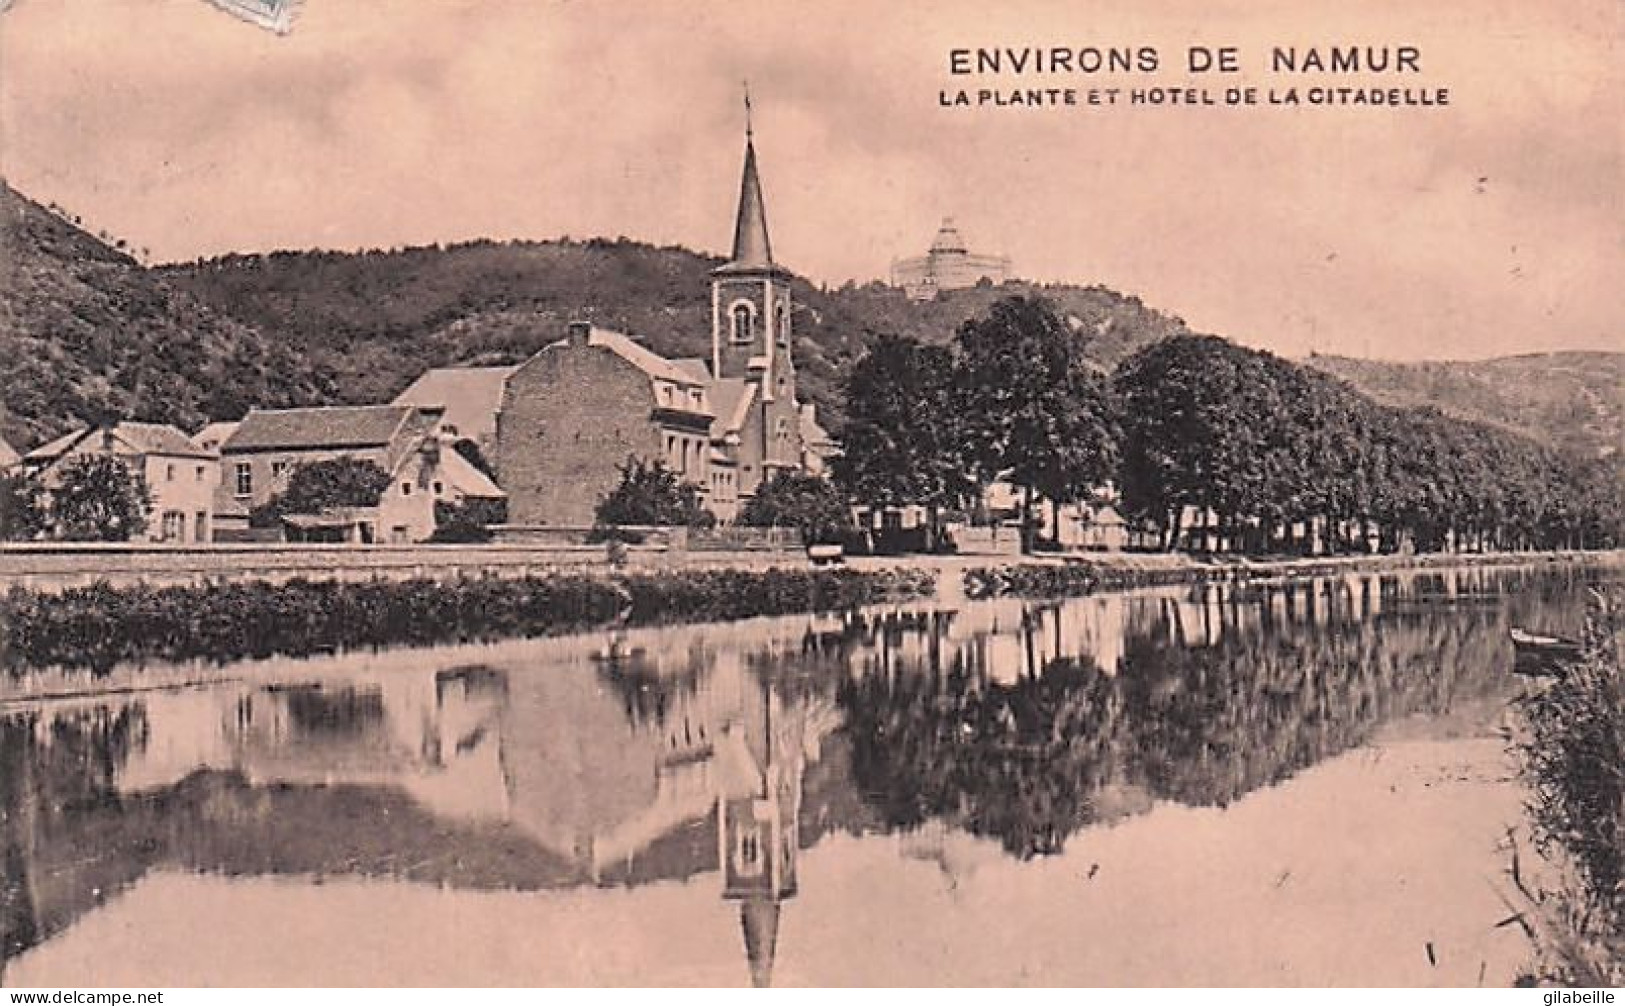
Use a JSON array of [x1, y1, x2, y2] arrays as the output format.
[[0, 0, 1619, 361]]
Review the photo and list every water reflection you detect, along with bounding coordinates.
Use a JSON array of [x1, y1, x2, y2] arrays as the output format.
[[0, 565, 1603, 986]]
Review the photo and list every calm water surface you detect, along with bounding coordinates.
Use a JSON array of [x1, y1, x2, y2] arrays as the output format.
[[0, 566, 1608, 986]]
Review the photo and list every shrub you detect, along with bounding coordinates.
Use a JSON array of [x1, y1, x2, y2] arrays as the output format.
[[0, 566, 938, 676], [1512, 586, 1624, 985]]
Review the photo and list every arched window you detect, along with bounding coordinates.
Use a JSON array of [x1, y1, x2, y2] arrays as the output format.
[[776, 302, 790, 344], [730, 300, 756, 343]]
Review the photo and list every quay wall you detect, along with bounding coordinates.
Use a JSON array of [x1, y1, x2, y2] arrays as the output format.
[[0, 541, 808, 594]]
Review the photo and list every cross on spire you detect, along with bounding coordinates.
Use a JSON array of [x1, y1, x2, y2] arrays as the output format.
[[743, 81, 754, 140]]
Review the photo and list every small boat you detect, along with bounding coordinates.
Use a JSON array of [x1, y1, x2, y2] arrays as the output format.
[[1510, 627, 1582, 656], [1510, 627, 1582, 677]]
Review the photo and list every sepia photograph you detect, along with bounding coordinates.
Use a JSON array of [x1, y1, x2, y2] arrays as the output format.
[[0, 0, 1620, 991]]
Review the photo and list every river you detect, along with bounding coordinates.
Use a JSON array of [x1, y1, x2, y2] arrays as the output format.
[[0, 564, 1609, 987]]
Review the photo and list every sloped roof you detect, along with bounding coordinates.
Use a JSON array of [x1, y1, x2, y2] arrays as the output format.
[[392, 365, 517, 442], [800, 407, 836, 450], [225, 405, 437, 453], [21, 429, 82, 462], [438, 445, 506, 499], [586, 328, 709, 388], [0, 437, 18, 468], [213, 483, 249, 519], [709, 378, 756, 438], [24, 422, 212, 462], [671, 358, 713, 384], [192, 420, 240, 453]]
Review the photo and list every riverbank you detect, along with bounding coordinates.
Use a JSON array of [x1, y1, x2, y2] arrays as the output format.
[[0, 566, 936, 679], [1507, 586, 1623, 985], [951, 548, 1624, 599]]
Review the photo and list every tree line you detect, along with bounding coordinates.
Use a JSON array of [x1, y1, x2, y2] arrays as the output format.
[[835, 296, 1623, 555]]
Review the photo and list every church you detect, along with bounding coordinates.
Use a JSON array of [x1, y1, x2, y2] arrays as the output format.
[[475, 121, 831, 526]]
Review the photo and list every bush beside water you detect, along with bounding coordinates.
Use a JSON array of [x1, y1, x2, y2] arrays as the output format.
[[1512, 586, 1624, 986], [0, 567, 937, 676]]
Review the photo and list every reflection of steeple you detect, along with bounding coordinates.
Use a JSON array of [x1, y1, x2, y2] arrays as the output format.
[[718, 673, 804, 987], [739, 898, 781, 988]]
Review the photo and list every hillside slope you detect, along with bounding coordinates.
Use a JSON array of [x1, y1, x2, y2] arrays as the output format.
[[154, 240, 1194, 432], [5, 178, 1618, 458], [1308, 353, 1624, 459], [0, 181, 337, 450]]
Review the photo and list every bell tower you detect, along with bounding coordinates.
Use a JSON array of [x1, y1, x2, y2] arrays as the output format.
[[710, 108, 795, 405]]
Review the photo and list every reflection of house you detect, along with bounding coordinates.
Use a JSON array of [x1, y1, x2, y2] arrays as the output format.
[[21, 422, 218, 543], [219, 404, 503, 542], [890, 218, 1012, 301]]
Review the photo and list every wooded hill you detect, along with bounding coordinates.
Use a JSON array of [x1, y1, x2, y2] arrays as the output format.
[[149, 240, 1192, 436], [0, 181, 337, 451], [3, 176, 1619, 460]]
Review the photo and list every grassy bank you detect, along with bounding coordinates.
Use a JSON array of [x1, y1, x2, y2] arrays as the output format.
[[1511, 586, 1623, 986], [961, 550, 1616, 599], [0, 566, 936, 676]]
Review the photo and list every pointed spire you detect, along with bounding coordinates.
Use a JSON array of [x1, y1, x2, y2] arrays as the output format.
[[728, 136, 774, 269], [739, 899, 781, 988]]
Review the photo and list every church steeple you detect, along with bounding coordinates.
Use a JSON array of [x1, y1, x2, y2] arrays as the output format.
[[726, 138, 775, 271]]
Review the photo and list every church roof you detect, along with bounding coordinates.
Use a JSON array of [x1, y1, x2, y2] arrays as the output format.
[[709, 378, 757, 438], [714, 139, 790, 277]]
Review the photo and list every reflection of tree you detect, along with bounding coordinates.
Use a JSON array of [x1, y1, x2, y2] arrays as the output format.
[[839, 649, 1122, 859], [1119, 592, 1512, 807], [838, 571, 1570, 857], [1, 705, 150, 966]]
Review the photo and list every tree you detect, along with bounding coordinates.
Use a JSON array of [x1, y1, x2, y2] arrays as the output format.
[[0, 471, 47, 541], [737, 471, 850, 543], [251, 457, 393, 528], [47, 454, 151, 542], [833, 333, 971, 549], [957, 297, 1118, 551], [594, 456, 713, 528]]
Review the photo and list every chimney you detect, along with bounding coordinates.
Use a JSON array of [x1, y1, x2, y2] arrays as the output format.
[[567, 321, 592, 346]]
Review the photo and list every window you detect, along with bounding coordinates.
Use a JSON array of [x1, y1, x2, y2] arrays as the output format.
[[270, 461, 288, 479], [165, 463, 176, 482], [160, 511, 185, 542], [234, 462, 252, 497], [432, 481, 444, 497], [777, 302, 791, 344], [195, 465, 205, 482], [194, 511, 208, 543], [730, 300, 756, 343], [401, 481, 412, 497]]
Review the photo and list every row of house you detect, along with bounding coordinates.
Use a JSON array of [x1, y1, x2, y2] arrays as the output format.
[[3, 126, 836, 544]]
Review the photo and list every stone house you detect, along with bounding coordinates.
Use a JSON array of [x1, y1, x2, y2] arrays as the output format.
[[21, 422, 218, 543], [220, 404, 503, 543]]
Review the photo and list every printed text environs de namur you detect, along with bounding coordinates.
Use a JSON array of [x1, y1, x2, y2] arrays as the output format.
[[941, 45, 1452, 108]]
